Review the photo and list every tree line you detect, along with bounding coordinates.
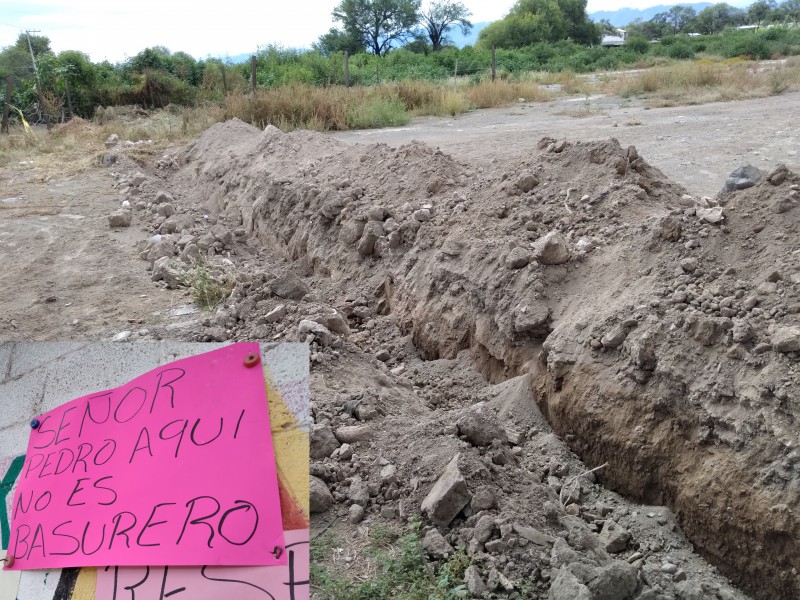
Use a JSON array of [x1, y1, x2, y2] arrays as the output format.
[[1, 0, 799, 127], [610, 0, 800, 40]]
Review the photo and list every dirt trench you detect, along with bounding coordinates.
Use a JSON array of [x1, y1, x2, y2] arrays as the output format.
[[122, 119, 798, 598]]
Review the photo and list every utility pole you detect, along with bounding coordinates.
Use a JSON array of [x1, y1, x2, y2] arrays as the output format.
[[25, 29, 50, 127]]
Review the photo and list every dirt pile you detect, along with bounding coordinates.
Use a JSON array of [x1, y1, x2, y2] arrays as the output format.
[[120, 119, 799, 599]]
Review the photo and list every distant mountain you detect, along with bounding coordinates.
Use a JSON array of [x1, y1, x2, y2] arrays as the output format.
[[590, 3, 712, 27], [447, 21, 490, 48]]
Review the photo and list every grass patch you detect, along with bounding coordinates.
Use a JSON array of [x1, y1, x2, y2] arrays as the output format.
[[605, 59, 800, 106], [311, 519, 473, 600], [181, 262, 234, 310]]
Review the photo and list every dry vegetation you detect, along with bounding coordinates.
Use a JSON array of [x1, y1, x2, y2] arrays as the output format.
[[603, 56, 800, 106], [2, 58, 799, 170]]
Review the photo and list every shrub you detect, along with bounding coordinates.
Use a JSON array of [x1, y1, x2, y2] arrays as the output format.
[[626, 36, 650, 54]]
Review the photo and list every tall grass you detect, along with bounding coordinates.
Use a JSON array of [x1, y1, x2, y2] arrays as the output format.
[[221, 80, 555, 131], [607, 58, 800, 105]]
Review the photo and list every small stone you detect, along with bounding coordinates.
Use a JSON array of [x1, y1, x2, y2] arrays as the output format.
[[518, 173, 539, 192], [767, 163, 788, 185], [310, 424, 339, 459], [533, 231, 570, 265], [298, 320, 333, 346], [348, 504, 365, 524], [599, 521, 630, 553], [153, 190, 174, 204], [601, 325, 628, 349], [680, 257, 698, 273], [723, 165, 761, 193], [375, 349, 391, 362], [108, 210, 132, 228], [348, 476, 369, 506], [157, 203, 176, 218], [473, 514, 496, 544], [413, 208, 432, 222], [112, 331, 132, 342], [264, 304, 287, 323], [772, 327, 800, 352], [271, 271, 310, 300], [422, 529, 454, 559], [661, 562, 679, 574], [334, 425, 373, 443], [310, 476, 334, 513], [673, 569, 688, 582], [471, 486, 497, 511], [696, 207, 724, 224], [456, 406, 508, 446], [464, 565, 488, 597], [506, 247, 532, 269]]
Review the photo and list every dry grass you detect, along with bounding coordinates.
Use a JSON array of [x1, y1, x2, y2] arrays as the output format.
[[463, 80, 552, 108], [0, 106, 224, 179], [602, 59, 800, 106]]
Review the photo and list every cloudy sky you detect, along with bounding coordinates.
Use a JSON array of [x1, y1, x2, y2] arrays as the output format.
[[0, 0, 739, 62]]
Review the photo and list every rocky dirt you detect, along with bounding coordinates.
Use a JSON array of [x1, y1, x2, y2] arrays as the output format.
[[1, 96, 800, 600]]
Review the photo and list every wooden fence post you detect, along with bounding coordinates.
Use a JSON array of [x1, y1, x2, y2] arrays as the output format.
[[1, 76, 11, 134], [492, 47, 497, 82], [251, 56, 257, 93], [344, 51, 350, 87], [220, 63, 228, 95]]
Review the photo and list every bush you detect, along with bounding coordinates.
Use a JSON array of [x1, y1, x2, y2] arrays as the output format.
[[626, 36, 650, 54]]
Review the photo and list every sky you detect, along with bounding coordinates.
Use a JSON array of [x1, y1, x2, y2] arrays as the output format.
[[0, 0, 744, 63]]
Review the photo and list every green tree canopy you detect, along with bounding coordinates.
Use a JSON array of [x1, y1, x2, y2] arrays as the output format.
[[332, 0, 422, 56], [314, 27, 366, 55], [478, 0, 598, 49], [420, 1, 472, 51]]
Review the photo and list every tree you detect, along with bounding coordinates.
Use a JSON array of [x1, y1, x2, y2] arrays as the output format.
[[693, 3, 746, 34], [420, 1, 472, 51], [596, 18, 619, 35], [315, 27, 365, 55], [748, 0, 777, 25], [15, 33, 51, 57], [478, 0, 598, 49], [332, 0, 421, 56]]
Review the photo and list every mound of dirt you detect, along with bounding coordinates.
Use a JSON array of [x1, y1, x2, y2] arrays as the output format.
[[120, 120, 799, 599]]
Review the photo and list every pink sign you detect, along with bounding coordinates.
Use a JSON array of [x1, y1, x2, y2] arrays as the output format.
[[6, 343, 286, 570], [96, 528, 309, 600]]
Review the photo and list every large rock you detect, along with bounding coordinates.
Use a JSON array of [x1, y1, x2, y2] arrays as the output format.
[[310, 424, 339, 459], [310, 476, 334, 513], [773, 327, 800, 352], [422, 529, 454, 559], [270, 271, 310, 300], [534, 231, 570, 265], [421, 454, 472, 527], [723, 165, 761, 193], [456, 405, 508, 446]]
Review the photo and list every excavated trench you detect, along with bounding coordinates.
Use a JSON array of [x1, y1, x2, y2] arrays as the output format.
[[181, 121, 799, 599]]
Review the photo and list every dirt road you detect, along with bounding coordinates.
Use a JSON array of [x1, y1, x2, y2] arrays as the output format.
[[333, 91, 800, 198]]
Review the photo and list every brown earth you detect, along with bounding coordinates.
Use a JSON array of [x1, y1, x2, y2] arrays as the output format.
[[1, 94, 800, 600]]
